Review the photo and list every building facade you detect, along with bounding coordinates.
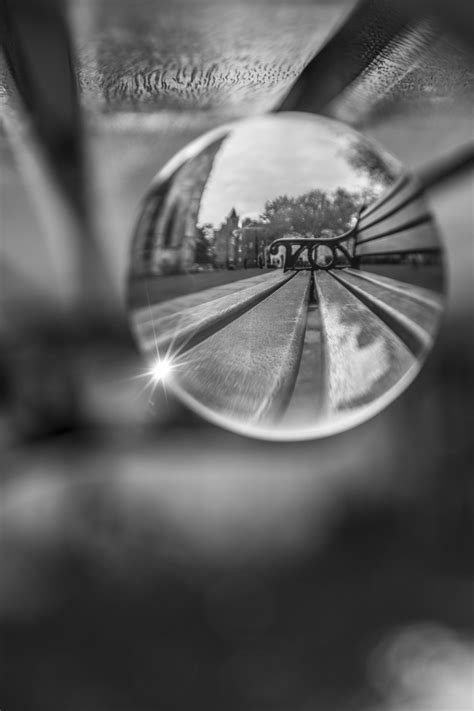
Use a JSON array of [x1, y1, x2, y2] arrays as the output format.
[[131, 136, 225, 276]]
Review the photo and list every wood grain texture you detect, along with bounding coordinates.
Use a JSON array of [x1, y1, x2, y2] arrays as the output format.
[[355, 173, 443, 258], [315, 271, 415, 412], [72, 0, 351, 116], [331, 268, 443, 355], [132, 270, 292, 355], [358, 196, 430, 235], [355, 222, 440, 255], [173, 272, 311, 424], [343, 268, 444, 309]]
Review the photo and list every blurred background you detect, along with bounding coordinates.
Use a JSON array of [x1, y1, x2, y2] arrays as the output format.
[[0, 0, 473, 709]]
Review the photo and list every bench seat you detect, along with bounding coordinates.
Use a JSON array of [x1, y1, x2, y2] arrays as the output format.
[[131, 265, 443, 434]]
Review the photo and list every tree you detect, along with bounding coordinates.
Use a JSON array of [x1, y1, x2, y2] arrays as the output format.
[[259, 188, 364, 240], [195, 224, 216, 264], [344, 138, 399, 187]]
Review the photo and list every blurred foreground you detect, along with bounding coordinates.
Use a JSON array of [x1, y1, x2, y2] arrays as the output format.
[[1, 0, 473, 708]]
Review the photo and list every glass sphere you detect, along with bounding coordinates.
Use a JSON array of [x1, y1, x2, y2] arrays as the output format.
[[127, 113, 445, 440]]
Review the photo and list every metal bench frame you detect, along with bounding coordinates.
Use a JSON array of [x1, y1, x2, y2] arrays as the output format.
[[269, 208, 365, 272]]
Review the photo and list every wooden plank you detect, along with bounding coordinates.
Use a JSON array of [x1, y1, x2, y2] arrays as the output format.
[[355, 222, 441, 255], [281, 297, 325, 426], [358, 175, 422, 223], [343, 268, 444, 308], [132, 271, 287, 325], [357, 198, 431, 241], [277, 0, 411, 114], [131, 270, 291, 355], [359, 174, 410, 220], [73, 0, 345, 115], [314, 271, 416, 415], [173, 272, 311, 425], [331, 269, 443, 356], [129, 268, 272, 309]]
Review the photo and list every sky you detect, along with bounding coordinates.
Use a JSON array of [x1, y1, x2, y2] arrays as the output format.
[[198, 114, 389, 227]]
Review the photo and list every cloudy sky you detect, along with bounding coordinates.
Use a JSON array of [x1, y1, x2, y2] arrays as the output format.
[[198, 114, 385, 227]]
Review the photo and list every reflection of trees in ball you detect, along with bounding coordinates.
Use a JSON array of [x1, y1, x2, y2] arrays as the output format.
[[259, 187, 367, 241], [345, 138, 399, 187], [195, 224, 216, 265], [196, 185, 388, 267]]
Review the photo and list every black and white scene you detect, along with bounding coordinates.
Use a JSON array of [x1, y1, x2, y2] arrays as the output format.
[[0, 1, 473, 710], [129, 114, 445, 439]]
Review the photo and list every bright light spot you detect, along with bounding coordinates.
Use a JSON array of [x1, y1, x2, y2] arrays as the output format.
[[148, 356, 174, 385]]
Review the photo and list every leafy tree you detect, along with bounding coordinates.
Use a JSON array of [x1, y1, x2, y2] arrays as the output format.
[[195, 224, 215, 264], [345, 139, 399, 187], [259, 188, 364, 240]]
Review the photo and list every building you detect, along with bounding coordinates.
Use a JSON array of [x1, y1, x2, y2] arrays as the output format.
[[214, 208, 240, 268], [131, 136, 225, 276]]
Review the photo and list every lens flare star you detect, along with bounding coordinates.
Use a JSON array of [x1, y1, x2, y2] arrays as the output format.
[[147, 355, 175, 386]]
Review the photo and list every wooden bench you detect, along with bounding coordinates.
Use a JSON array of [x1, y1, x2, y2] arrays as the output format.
[[131, 175, 444, 435]]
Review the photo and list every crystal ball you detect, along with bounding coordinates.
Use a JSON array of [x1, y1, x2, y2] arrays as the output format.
[[127, 113, 445, 440]]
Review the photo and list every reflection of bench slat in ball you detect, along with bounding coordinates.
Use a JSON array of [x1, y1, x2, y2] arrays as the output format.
[[354, 175, 443, 267], [331, 269, 443, 357], [173, 272, 311, 425], [132, 270, 292, 357], [132, 255, 442, 436], [315, 271, 419, 416]]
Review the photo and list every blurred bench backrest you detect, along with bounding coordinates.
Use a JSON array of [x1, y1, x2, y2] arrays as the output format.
[[354, 175, 442, 266]]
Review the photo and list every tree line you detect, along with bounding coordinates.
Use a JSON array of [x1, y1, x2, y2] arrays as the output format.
[[196, 186, 376, 265]]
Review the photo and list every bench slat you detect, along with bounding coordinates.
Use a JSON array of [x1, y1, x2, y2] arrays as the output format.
[[173, 272, 311, 425], [357, 199, 430, 241], [280, 299, 325, 427], [132, 270, 292, 356], [343, 269, 444, 308], [314, 271, 416, 414], [355, 222, 440, 256], [358, 175, 422, 224], [330, 269, 442, 356]]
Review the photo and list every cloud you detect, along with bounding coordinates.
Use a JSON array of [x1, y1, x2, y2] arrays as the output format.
[[199, 115, 371, 226]]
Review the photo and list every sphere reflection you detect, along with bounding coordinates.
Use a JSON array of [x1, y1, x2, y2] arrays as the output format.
[[128, 113, 445, 440]]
